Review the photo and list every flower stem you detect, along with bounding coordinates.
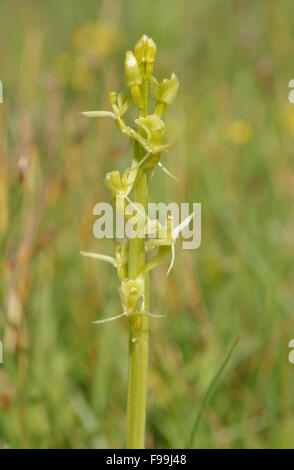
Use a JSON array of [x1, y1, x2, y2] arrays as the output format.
[[126, 73, 149, 449]]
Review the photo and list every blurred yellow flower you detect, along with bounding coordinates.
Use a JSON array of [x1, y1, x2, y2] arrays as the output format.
[[55, 22, 123, 90], [70, 56, 94, 90], [72, 21, 122, 58], [227, 120, 253, 145]]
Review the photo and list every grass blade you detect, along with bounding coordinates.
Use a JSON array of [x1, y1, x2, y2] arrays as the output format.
[[187, 337, 239, 448]]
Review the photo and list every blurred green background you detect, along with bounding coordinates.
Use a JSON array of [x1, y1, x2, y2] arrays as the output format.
[[1, 0, 294, 449]]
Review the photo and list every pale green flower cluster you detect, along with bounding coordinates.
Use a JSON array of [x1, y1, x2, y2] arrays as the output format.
[[80, 35, 190, 325]]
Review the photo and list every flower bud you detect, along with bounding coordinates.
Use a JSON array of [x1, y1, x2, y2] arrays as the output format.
[[134, 34, 148, 63], [125, 51, 143, 108], [145, 37, 156, 77], [125, 51, 142, 87], [134, 35, 157, 77]]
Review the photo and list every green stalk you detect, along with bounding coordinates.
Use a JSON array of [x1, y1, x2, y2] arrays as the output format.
[[126, 73, 149, 449], [82, 34, 179, 450]]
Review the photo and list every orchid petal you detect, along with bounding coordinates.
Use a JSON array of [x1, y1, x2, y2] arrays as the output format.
[[157, 161, 179, 182], [80, 251, 117, 267], [172, 212, 194, 239], [92, 312, 126, 324], [167, 243, 175, 275], [143, 310, 166, 318], [81, 111, 115, 118]]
